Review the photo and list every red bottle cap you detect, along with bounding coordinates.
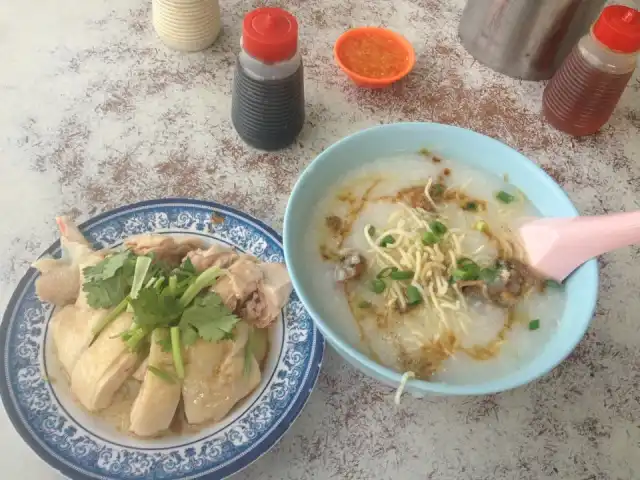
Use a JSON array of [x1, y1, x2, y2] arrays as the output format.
[[242, 7, 299, 63], [592, 5, 640, 53]]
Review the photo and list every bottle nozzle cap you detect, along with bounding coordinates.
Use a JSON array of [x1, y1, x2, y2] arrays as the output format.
[[592, 5, 640, 53], [242, 7, 299, 63]]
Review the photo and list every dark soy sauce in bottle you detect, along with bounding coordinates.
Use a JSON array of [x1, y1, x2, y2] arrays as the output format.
[[543, 5, 640, 137], [231, 7, 305, 151]]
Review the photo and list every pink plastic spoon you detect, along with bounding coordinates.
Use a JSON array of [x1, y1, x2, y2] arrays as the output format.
[[518, 211, 640, 282]]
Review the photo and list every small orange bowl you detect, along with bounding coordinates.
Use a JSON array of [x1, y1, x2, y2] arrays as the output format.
[[334, 27, 415, 89]]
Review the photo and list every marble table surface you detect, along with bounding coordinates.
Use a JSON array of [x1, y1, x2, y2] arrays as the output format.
[[1, 0, 639, 478]]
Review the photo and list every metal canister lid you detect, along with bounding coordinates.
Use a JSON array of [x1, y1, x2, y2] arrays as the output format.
[[242, 7, 299, 63]]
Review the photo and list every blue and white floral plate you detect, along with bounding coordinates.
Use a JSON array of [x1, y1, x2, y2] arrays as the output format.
[[0, 199, 324, 479]]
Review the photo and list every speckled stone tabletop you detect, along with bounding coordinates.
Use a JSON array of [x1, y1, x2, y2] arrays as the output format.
[[1, 0, 639, 479]]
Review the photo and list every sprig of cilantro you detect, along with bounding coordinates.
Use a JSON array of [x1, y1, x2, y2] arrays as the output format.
[[82, 251, 137, 309], [85, 251, 248, 381], [179, 293, 240, 343], [174, 257, 196, 278], [82, 276, 130, 310], [83, 251, 133, 282], [129, 288, 183, 328]]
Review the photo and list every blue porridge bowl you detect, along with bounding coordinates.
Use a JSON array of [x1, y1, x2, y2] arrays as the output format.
[[283, 122, 598, 396]]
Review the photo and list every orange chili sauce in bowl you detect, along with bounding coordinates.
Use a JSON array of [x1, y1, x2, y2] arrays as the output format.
[[334, 27, 415, 88]]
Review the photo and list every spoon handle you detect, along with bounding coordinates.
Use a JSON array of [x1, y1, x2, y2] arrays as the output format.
[[520, 211, 640, 281], [554, 211, 640, 258]]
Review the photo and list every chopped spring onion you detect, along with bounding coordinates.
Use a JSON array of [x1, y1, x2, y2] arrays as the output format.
[[367, 225, 376, 237], [458, 258, 480, 277], [379, 235, 395, 247], [452, 258, 482, 282], [405, 285, 422, 305], [479, 268, 498, 283], [451, 268, 470, 282], [474, 220, 488, 233], [545, 279, 563, 289], [463, 201, 478, 211], [528, 319, 540, 331], [422, 221, 448, 246], [358, 300, 372, 308], [147, 365, 177, 384], [429, 220, 448, 236], [496, 190, 516, 204], [377, 267, 397, 278], [457, 257, 476, 268], [390, 270, 414, 280], [431, 183, 446, 196], [371, 279, 386, 294], [422, 231, 439, 245]]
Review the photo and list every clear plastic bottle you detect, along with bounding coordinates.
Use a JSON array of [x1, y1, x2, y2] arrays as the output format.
[[542, 5, 640, 136]]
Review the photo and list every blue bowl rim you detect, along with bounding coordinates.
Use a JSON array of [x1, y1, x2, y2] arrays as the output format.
[[284, 121, 599, 396]]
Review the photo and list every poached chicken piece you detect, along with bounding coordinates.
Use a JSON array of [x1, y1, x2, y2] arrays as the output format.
[[36, 217, 292, 437], [207, 253, 293, 328], [185, 244, 239, 271], [50, 305, 104, 376], [182, 323, 261, 425], [33, 216, 96, 306], [212, 256, 264, 311], [71, 312, 139, 412], [45, 219, 108, 375], [129, 329, 181, 437], [125, 234, 204, 265], [241, 263, 293, 328]]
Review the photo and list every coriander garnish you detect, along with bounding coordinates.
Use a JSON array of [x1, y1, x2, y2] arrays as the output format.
[[84, 249, 246, 370], [474, 220, 488, 233]]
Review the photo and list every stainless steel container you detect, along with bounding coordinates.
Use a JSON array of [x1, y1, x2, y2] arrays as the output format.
[[458, 0, 607, 80]]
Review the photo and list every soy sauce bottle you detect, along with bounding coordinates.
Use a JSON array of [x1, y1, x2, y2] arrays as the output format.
[[542, 5, 640, 137], [231, 7, 305, 151]]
